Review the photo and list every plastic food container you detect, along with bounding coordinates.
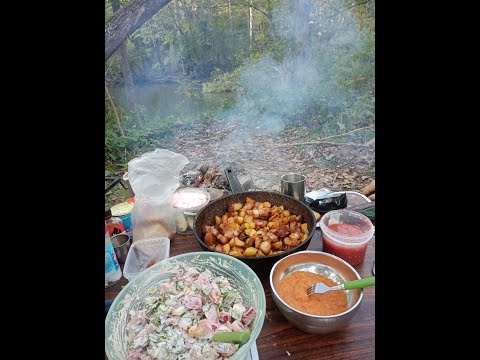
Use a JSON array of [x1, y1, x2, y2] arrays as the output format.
[[123, 237, 170, 281], [319, 210, 374, 266], [171, 188, 210, 234]]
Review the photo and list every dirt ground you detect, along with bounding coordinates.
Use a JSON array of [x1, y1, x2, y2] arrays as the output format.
[[105, 121, 375, 205]]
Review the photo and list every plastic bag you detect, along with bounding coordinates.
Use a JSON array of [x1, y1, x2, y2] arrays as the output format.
[[128, 149, 189, 241], [309, 192, 348, 214]]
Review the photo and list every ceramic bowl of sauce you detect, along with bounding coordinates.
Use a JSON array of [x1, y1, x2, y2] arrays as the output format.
[[270, 250, 363, 334]]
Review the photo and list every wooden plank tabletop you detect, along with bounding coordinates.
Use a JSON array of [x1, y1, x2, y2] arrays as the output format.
[[105, 229, 375, 359]]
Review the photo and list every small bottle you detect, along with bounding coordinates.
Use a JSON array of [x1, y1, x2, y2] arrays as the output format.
[[105, 222, 122, 287], [105, 206, 125, 236]]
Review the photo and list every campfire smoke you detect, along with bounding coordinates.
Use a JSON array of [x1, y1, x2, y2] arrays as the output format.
[[214, 0, 364, 163], [110, 1, 372, 192]]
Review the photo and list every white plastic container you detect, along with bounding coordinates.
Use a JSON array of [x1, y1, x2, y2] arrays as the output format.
[[319, 210, 374, 266], [123, 237, 170, 281]]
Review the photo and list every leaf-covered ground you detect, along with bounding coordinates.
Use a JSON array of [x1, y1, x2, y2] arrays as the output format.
[[105, 120, 374, 206]]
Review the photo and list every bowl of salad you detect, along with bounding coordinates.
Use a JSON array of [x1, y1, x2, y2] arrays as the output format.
[[105, 251, 266, 360]]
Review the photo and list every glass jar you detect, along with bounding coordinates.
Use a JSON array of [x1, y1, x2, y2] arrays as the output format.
[[171, 188, 210, 234], [175, 210, 197, 234]]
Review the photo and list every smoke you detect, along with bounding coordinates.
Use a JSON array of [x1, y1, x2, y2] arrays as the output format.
[[108, 0, 372, 174], [214, 0, 365, 162]]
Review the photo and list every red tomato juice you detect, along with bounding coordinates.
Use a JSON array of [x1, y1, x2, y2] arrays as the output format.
[[323, 223, 368, 266]]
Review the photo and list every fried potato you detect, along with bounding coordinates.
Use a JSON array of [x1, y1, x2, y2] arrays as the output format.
[[203, 197, 310, 257]]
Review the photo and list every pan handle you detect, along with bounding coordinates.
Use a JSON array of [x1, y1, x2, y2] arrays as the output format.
[[224, 166, 245, 194]]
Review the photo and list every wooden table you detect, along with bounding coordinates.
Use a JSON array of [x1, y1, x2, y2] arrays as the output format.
[[106, 230, 375, 359]]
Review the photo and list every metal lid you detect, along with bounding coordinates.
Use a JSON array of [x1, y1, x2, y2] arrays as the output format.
[[111, 201, 134, 216]]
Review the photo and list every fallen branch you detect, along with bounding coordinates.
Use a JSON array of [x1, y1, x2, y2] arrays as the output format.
[[364, 137, 375, 146], [332, 172, 338, 183], [279, 141, 373, 148], [326, 0, 372, 20], [329, 141, 372, 147], [180, 126, 238, 144], [275, 126, 374, 148], [105, 83, 125, 137]]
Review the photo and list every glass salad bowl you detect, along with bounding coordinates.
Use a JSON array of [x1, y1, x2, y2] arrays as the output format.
[[105, 251, 266, 360]]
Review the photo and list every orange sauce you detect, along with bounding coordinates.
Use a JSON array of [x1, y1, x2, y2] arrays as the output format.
[[277, 271, 348, 316]]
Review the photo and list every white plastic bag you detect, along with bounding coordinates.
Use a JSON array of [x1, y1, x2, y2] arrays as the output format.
[[128, 149, 189, 241]]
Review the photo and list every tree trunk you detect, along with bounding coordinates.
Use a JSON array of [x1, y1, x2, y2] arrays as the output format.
[[249, 1, 253, 56], [111, 0, 143, 129], [173, 1, 186, 74], [119, 44, 143, 128], [285, 0, 309, 82], [105, 0, 172, 62], [294, 0, 309, 58]]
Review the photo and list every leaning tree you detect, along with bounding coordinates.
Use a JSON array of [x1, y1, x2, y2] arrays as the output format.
[[105, 0, 172, 62]]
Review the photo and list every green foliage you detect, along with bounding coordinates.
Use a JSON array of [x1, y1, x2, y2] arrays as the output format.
[[201, 68, 243, 93], [105, 0, 375, 171], [105, 0, 274, 80], [106, 87, 222, 167], [105, 95, 178, 166], [195, 0, 375, 139]]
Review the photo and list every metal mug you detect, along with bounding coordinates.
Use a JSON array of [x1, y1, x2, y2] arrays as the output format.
[[281, 173, 306, 202], [110, 233, 131, 265]]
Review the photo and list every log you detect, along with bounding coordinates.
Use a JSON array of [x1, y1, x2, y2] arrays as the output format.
[[199, 164, 209, 174]]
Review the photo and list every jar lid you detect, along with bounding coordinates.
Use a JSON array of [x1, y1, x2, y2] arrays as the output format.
[[111, 201, 134, 216], [171, 188, 211, 211]]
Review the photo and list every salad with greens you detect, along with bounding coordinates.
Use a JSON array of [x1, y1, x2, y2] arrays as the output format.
[[125, 267, 256, 360]]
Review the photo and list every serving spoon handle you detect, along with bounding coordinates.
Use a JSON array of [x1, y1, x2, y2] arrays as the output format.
[[344, 276, 375, 290]]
